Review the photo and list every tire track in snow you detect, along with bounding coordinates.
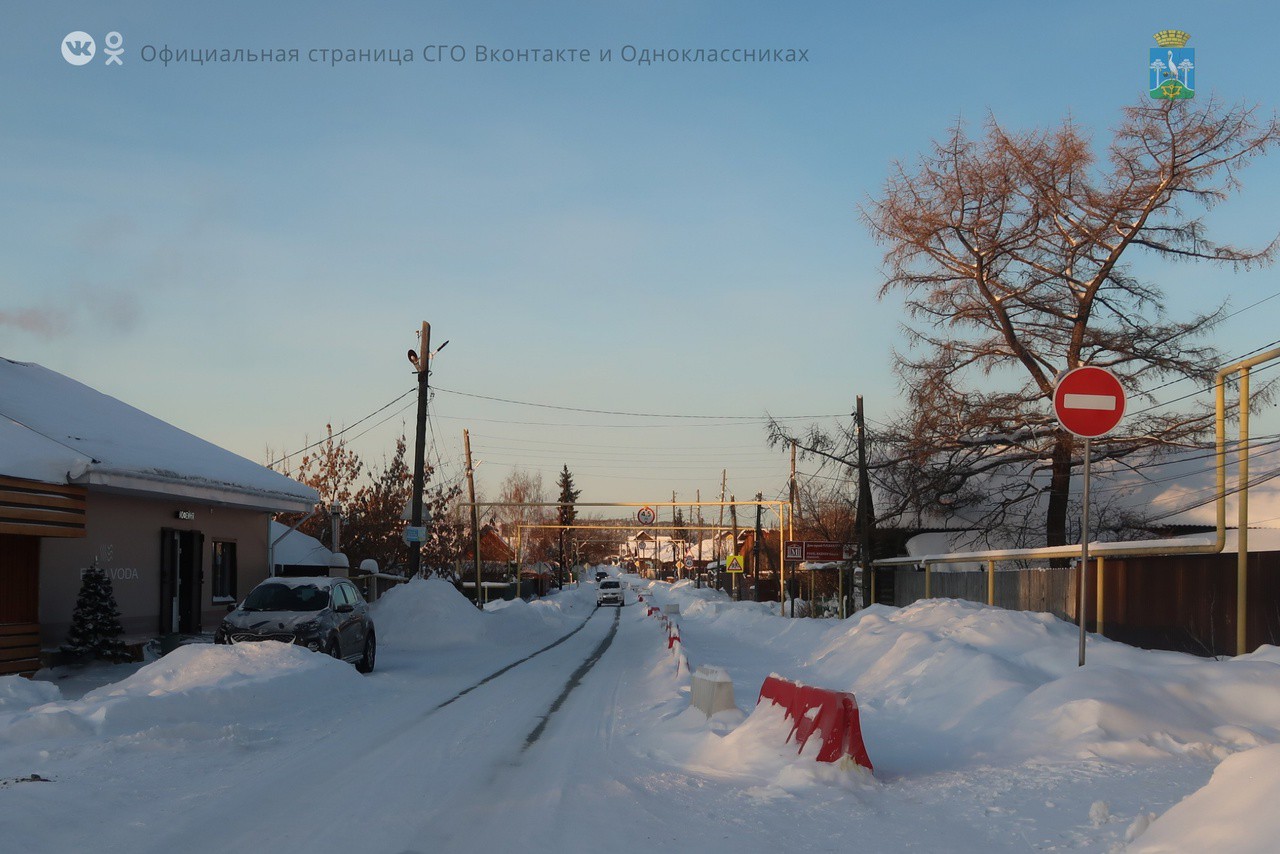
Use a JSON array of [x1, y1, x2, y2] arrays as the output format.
[[521, 605, 621, 750], [429, 604, 606, 714]]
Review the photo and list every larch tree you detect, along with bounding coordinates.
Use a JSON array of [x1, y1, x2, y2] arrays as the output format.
[[865, 98, 1279, 547]]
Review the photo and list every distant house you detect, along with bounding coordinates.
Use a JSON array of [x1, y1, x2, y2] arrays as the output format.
[[461, 524, 516, 565], [269, 521, 334, 577], [0, 358, 319, 672]]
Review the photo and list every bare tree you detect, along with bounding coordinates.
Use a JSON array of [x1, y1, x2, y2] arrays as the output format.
[[865, 98, 1279, 548], [777, 100, 1278, 549], [493, 468, 547, 543]]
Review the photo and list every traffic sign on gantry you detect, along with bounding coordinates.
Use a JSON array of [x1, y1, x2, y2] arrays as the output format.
[[1053, 366, 1126, 438]]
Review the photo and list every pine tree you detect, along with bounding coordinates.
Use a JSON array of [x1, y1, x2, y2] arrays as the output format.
[[61, 564, 131, 663], [556, 465, 581, 584]]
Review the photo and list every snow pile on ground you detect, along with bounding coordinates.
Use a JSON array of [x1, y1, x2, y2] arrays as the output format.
[[0, 675, 60, 712], [371, 577, 487, 649], [799, 598, 1280, 766], [646, 580, 1280, 850], [482, 592, 580, 638], [375, 576, 600, 654], [1, 643, 365, 746], [659, 588, 1280, 769], [1126, 743, 1280, 853]]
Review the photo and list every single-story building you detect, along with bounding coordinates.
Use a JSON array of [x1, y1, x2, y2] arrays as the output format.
[[0, 357, 319, 672]]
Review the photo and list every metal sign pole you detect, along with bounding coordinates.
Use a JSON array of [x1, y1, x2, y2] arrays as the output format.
[[1078, 438, 1091, 667]]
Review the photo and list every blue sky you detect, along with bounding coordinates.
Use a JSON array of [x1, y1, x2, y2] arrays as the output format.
[[3, 1, 1278, 510]]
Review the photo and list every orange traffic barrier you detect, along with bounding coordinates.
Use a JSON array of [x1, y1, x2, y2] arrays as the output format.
[[757, 675, 873, 771]]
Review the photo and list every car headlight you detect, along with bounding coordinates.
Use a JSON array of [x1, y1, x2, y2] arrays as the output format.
[[292, 621, 322, 649]]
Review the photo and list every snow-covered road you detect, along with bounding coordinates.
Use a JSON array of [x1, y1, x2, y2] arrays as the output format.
[[5, 574, 1280, 853]]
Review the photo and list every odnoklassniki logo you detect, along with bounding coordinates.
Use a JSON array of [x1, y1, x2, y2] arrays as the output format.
[[1149, 29, 1195, 100]]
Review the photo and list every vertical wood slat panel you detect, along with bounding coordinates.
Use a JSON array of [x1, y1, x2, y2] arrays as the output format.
[[0, 533, 41, 675]]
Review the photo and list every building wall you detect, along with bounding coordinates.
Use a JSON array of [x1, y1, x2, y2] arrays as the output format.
[[39, 492, 271, 648]]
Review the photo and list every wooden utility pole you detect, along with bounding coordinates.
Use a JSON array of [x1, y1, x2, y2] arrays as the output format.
[[753, 492, 763, 603], [855, 396, 875, 612], [408, 322, 431, 579], [672, 490, 677, 578], [729, 494, 739, 600], [696, 490, 703, 564], [463, 429, 482, 609], [716, 470, 727, 563], [789, 440, 798, 536], [789, 440, 797, 617]]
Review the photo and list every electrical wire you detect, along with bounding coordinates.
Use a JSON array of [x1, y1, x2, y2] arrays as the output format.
[[431, 385, 844, 421], [268, 387, 415, 467]]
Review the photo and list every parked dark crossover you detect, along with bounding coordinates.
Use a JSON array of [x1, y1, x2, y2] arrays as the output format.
[[214, 577, 376, 673]]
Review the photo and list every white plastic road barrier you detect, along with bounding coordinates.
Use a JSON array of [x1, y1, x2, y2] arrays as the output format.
[[691, 665, 737, 717], [662, 603, 681, 616]]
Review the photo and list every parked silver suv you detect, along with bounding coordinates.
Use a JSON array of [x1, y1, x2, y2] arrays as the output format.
[[214, 576, 376, 673]]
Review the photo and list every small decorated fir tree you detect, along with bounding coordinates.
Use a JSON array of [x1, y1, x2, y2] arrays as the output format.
[[60, 563, 131, 663]]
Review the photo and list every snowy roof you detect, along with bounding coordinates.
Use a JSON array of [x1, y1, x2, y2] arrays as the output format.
[[0, 358, 319, 513], [268, 521, 334, 567]]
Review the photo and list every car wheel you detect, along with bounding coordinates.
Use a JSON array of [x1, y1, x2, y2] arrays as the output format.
[[327, 637, 342, 660], [357, 632, 376, 674]]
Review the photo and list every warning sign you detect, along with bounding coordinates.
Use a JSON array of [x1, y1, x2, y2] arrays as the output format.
[[725, 554, 745, 573]]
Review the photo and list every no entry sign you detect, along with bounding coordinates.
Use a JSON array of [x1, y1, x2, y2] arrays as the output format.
[[1054, 366, 1126, 438]]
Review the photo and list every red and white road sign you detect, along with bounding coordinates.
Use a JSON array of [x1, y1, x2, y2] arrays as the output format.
[[1054, 366, 1126, 438], [637, 506, 657, 525]]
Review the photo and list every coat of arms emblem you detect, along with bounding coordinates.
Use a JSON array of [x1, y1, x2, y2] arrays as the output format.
[[1149, 30, 1195, 100]]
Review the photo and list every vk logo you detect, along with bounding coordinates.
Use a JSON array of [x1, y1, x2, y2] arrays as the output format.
[[62, 31, 96, 65]]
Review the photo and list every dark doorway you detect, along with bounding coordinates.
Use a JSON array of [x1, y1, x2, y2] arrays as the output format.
[[0, 534, 41, 675], [160, 528, 204, 635]]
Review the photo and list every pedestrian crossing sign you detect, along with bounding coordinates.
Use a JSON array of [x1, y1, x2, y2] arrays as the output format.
[[725, 554, 744, 573]]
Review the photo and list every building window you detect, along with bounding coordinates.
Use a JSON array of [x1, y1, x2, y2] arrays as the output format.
[[212, 541, 237, 602]]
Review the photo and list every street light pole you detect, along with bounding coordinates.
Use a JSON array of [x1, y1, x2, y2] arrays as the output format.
[[407, 322, 431, 579]]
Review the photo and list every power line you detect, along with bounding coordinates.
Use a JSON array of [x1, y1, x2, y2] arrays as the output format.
[[432, 412, 791, 429], [432, 385, 843, 421], [268, 387, 416, 467], [1146, 463, 1280, 522]]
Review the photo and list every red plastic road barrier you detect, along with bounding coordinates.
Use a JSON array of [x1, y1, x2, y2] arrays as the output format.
[[757, 675, 873, 771], [668, 631, 680, 649]]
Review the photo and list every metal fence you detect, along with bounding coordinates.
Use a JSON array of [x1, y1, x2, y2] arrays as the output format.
[[879, 551, 1280, 656], [886, 566, 1077, 621]]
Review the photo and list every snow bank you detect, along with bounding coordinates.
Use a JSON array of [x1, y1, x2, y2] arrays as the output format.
[[482, 593, 578, 640], [371, 577, 486, 649], [756, 598, 1280, 768], [0, 643, 365, 745], [0, 675, 60, 712], [373, 577, 594, 653], [1127, 743, 1280, 853]]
